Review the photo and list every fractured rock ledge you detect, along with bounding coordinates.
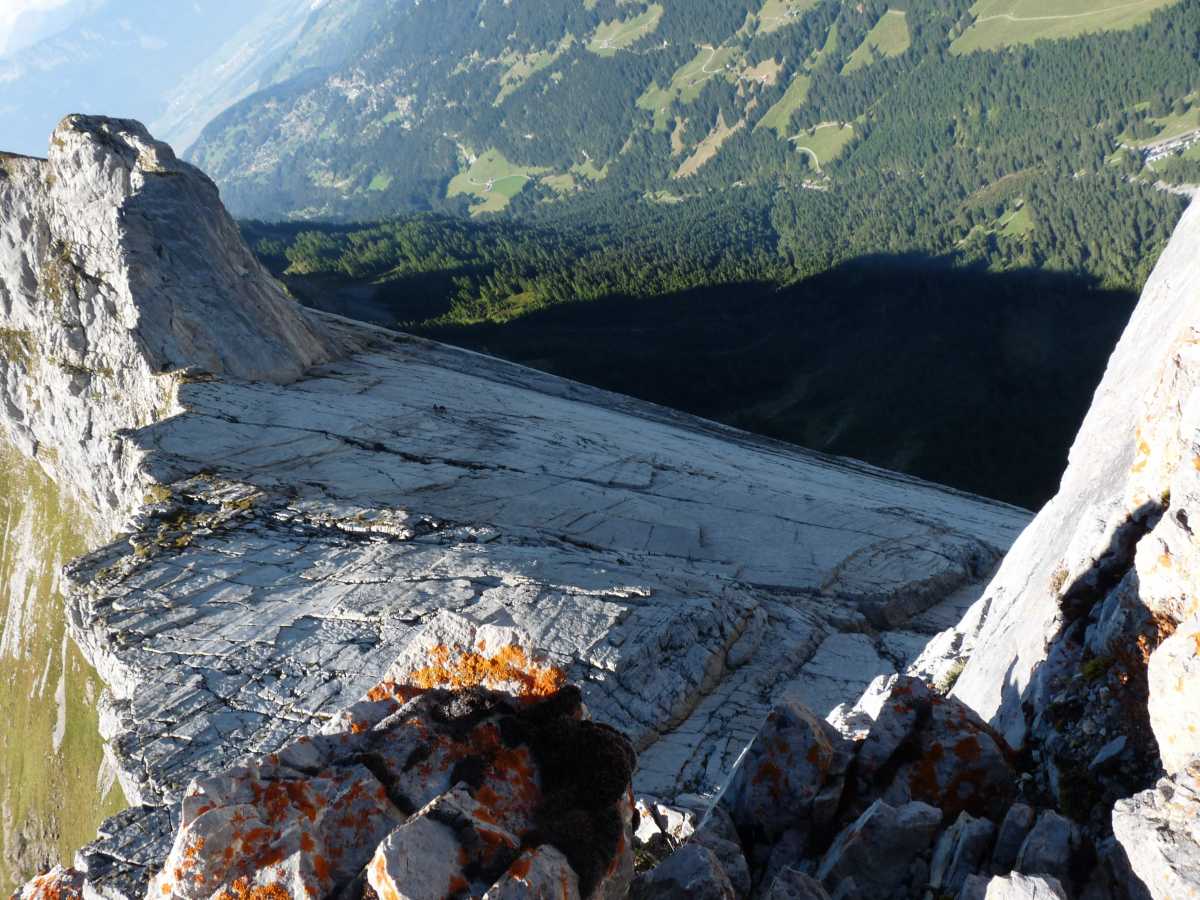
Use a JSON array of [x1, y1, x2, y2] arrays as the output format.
[[0, 118, 1032, 898]]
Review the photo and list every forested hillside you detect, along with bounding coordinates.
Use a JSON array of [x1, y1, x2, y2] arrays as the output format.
[[204, 0, 1197, 287]]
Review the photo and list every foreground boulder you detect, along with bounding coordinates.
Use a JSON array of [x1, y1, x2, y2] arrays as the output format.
[[142, 622, 636, 900], [1112, 758, 1200, 898], [853, 676, 1016, 820], [723, 700, 852, 849]]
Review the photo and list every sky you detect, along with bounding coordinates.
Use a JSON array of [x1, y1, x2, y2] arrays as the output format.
[[0, 0, 89, 57]]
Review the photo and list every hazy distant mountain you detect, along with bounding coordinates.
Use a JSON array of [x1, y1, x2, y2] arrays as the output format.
[[0, 0, 316, 157]]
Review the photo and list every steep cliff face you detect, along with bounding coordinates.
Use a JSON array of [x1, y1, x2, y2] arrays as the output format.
[[947, 198, 1200, 747], [0, 118, 1033, 900], [0, 117, 343, 531]]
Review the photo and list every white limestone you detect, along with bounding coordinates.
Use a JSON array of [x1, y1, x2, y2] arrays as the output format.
[[945, 197, 1200, 749], [0, 118, 1034, 898]]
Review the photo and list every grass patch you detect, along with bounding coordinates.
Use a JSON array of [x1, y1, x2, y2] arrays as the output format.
[[495, 39, 570, 104], [842, 9, 910, 74], [755, 0, 820, 35], [952, 0, 1179, 53], [675, 114, 745, 178], [790, 122, 855, 168], [447, 149, 549, 215], [0, 443, 125, 893], [587, 4, 664, 56], [757, 74, 811, 135]]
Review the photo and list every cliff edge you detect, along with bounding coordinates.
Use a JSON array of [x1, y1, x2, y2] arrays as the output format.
[[0, 117, 351, 530], [0, 118, 1032, 899]]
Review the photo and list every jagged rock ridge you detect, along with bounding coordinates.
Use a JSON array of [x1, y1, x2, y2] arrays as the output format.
[[0, 118, 1031, 899]]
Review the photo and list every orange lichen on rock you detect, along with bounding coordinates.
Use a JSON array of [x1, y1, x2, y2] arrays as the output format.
[[215, 877, 292, 900], [406, 643, 567, 698]]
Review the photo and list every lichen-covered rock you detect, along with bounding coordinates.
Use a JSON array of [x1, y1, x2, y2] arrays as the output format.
[[11, 866, 85, 900], [1147, 617, 1200, 774], [147, 631, 635, 900], [815, 799, 941, 898], [482, 844, 581, 900], [723, 701, 853, 847], [853, 676, 1015, 820], [1112, 759, 1200, 899]]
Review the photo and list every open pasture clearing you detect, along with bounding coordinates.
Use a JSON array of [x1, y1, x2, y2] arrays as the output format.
[[951, 0, 1179, 53]]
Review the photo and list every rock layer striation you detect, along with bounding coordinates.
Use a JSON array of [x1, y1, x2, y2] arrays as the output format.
[[0, 118, 1032, 899]]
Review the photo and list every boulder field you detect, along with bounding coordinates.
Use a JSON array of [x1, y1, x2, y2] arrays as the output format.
[[1, 117, 1198, 898]]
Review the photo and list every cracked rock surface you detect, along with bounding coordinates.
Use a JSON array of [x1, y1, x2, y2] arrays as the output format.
[[1, 118, 1031, 898]]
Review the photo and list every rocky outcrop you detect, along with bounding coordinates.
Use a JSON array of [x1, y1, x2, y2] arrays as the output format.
[[0, 119, 1033, 899], [0, 117, 347, 531], [1112, 759, 1200, 898], [943, 197, 1200, 750]]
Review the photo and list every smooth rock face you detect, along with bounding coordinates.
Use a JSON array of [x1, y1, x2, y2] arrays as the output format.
[[946, 198, 1200, 750], [930, 812, 997, 896], [1112, 760, 1200, 899], [0, 117, 343, 530], [0, 120, 1036, 898]]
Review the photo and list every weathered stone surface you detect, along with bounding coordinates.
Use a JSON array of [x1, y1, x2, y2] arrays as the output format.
[[853, 676, 1015, 820], [826, 673, 896, 741], [1112, 759, 1200, 900], [690, 833, 750, 900], [930, 812, 997, 895], [631, 844, 734, 900], [991, 803, 1036, 873], [0, 116, 347, 532], [11, 866, 84, 900], [0, 119, 1036, 897], [723, 701, 852, 846], [763, 868, 832, 900], [482, 844, 585, 900], [482, 844, 581, 900], [1015, 811, 1080, 892], [946, 198, 1200, 750], [815, 799, 941, 898], [144, 629, 635, 900], [981, 872, 1069, 899], [1147, 617, 1200, 774]]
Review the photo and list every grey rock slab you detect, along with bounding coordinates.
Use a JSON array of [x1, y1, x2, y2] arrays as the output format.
[[982, 873, 1069, 899], [762, 868, 832, 900], [931, 811, 998, 895], [631, 844, 735, 900], [816, 799, 941, 898], [0, 118, 1035, 897], [991, 803, 1037, 873], [948, 198, 1200, 749], [1015, 811, 1081, 891]]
